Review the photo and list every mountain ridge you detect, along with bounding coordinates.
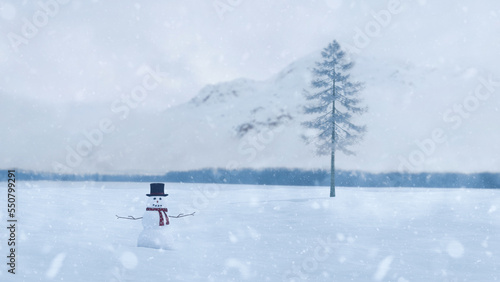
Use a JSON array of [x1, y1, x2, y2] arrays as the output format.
[[2, 51, 499, 174]]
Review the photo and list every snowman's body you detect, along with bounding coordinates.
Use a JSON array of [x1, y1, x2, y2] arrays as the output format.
[[137, 195, 174, 249], [141, 208, 169, 229]]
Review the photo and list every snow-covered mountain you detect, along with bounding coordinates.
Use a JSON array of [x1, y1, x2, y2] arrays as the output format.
[[6, 50, 497, 175], [107, 52, 323, 174], [155, 52, 500, 174]]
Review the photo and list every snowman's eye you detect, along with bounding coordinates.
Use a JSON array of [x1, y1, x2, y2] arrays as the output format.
[[159, 197, 162, 200], [153, 197, 156, 200]]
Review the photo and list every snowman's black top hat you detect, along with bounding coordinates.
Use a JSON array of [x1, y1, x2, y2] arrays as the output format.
[[146, 183, 168, 197]]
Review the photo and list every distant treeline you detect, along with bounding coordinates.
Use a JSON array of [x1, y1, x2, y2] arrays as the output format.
[[1, 169, 500, 188]]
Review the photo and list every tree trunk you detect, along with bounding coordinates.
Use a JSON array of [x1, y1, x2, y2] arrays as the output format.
[[330, 103, 335, 197], [330, 75, 336, 198]]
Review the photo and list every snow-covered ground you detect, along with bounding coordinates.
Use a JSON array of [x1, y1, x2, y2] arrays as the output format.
[[1, 181, 499, 281]]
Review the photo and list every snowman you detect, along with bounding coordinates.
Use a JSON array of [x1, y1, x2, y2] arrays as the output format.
[[137, 183, 174, 249]]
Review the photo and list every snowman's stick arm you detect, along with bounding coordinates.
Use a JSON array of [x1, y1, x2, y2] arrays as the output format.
[[116, 212, 195, 219], [169, 212, 196, 218], [116, 215, 143, 220]]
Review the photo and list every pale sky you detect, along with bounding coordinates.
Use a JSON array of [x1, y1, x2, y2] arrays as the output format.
[[1, 0, 497, 109]]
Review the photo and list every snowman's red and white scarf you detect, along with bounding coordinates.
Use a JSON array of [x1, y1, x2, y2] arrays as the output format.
[[146, 207, 170, 226]]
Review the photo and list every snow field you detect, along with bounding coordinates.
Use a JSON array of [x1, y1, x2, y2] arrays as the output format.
[[0, 181, 499, 281]]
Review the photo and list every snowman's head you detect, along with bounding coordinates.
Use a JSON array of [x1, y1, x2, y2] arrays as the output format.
[[146, 196, 166, 208]]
